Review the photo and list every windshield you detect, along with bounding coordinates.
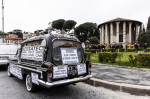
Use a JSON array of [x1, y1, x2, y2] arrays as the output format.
[[53, 40, 84, 65]]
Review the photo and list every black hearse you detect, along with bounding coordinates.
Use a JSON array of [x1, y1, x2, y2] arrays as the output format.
[[7, 31, 92, 92]]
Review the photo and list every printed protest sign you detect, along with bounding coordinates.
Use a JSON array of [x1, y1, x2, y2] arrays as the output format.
[[53, 66, 68, 79], [21, 46, 44, 61], [61, 48, 79, 64]]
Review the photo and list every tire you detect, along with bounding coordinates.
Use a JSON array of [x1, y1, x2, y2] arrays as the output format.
[[25, 74, 37, 92], [7, 65, 13, 77]]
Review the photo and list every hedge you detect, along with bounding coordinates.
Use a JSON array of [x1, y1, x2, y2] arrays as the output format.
[[84, 52, 92, 60], [85, 48, 149, 53], [137, 54, 150, 67], [127, 48, 136, 52], [147, 48, 150, 52], [98, 52, 118, 63]]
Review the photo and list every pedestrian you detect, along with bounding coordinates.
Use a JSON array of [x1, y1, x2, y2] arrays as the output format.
[[134, 43, 138, 53], [144, 43, 147, 52], [98, 44, 101, 49], [125, 44, 128, 52]]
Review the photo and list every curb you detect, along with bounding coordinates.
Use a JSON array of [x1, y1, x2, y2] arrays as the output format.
[[84, 78, 150, 96], [92, 63, 150, 72]]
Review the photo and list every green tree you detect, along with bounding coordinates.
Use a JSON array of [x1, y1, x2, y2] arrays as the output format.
[[74, 22, 97, 42], [0, 31, 8, 35], [147, 16, 150, 30], [89, 36, 99, 44], [63, 20, 77, 31], [52, 19, 65, 30], [138, 31, 150, 47], [51, 19, 77, 32]]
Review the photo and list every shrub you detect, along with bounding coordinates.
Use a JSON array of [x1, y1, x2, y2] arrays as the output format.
[[127, 48, 136, 52], [84, 52, 92, 60], [98, 52, 110, 62], [128, 54, 137, 66], [98, 52, 118, 63], [96, 49, 101, 53], [147, 48, 150, 52], [138, 47, 144, 51], [107, 48, 116, 52], [119, 48, 125, 52], [110, 53, 118, 63], [91, 49, 96, 53], [85, 49, 91, 52], [137, 54, 150, 67], [85, 49, 101, 53]]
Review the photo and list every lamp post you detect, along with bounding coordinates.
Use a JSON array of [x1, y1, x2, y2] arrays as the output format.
[[2, 0, 4, 43]]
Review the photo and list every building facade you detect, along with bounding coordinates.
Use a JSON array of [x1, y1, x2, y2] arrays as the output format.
[[23, 33, 35, 40], [0, 36, 3, 43], [98, 18, 142, 44], [4, 34, 23, 44]]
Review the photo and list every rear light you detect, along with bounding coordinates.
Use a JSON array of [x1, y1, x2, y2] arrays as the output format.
[[48, 64, 53, 82], [89, 61, 92, 74], [89, 61, 92, 68], [50, 77, 52, 81], [48, 64, 53, 73]]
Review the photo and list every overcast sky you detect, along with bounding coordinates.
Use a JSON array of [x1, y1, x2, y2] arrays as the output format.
[[0, 0, 150, 33]]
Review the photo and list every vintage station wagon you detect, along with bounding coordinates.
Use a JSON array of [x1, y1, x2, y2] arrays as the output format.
[[7, 31, 92, 92]]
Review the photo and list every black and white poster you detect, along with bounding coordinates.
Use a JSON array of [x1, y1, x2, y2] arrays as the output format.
[[77, 64, 86, 75], [53, 66, 68, 79], [61, 48, 79, 64], [21, 46, 44, 61]]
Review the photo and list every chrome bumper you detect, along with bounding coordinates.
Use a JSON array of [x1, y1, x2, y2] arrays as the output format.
[[0, 62, 9, 66], [38, 74, 92, 88]]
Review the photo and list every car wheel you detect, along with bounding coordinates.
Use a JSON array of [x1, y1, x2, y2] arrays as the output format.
[[26, 74, 37, 92], [7, 65, 13, 77]]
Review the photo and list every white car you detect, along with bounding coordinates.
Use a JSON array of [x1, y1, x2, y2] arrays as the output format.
[[0, 43, 18, 67]]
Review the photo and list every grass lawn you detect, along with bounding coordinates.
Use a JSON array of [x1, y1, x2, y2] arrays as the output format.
[[90, 51, 150, 68]]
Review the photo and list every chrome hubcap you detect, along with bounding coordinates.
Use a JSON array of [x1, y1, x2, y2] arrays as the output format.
[[7, 66, 10, 76], [26, 75, 32, 91]]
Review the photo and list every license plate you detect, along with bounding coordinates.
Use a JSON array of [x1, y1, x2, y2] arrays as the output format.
[[68, 66, 77, 76], [0, 56, 8, 60]]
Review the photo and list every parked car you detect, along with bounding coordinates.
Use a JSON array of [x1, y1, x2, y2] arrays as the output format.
[[0, 43, 18, 67], [7, 31, 92, 92]]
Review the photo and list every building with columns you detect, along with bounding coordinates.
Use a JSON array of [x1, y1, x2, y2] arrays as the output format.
[[98, 18, 142, 44]]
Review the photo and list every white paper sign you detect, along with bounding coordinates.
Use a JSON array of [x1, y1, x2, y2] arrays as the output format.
[[77, 64, 86, 75], [61, 48, 79, 64], [9, 63, 23, 80], [21, 46, 44, 61], [53, 66, 68, 79], [31, 72, 39, 85]]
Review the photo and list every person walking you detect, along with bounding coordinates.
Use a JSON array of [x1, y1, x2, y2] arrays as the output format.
[[134, 43, 138, 53], [144, 43, 147, 52]]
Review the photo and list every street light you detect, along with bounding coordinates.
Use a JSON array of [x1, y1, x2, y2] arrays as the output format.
[[2, 0, 4, 43]]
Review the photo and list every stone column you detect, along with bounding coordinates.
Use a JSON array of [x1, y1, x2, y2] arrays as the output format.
[[110, 23, 113, 44], [136, 23, 139, 41], [129, 22, 132, 44], [123, 22, 126, 43], [101, 25, 104, 44], [105, 24, 108, 44], [116, 22, 120, 43]]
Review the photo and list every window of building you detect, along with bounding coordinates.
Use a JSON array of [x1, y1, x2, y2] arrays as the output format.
[[119, 34, 123, 42]]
